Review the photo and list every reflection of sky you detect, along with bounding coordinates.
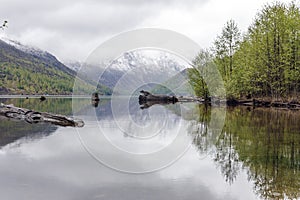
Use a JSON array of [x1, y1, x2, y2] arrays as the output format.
[[0, 101, 257, 200], [99, 103, 183, 154], [0, 127, 257, 200]]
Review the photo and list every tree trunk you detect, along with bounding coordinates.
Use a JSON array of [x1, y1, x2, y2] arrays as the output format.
[[0, 103, 84, 127]]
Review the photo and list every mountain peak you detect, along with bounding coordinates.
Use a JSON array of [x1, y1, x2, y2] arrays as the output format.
[[109, 50, 187, 72]]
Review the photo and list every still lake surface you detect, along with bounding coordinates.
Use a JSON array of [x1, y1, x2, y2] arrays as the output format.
[[0, 97, 299, 200]]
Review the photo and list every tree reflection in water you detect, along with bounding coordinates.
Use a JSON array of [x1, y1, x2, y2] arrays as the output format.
[[189, 105, 300, 199]]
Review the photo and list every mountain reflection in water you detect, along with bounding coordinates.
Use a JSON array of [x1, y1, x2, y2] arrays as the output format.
[[0, 97, 299, 200]]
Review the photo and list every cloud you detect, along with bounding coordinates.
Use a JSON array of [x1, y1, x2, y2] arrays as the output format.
[[140, 0, 279, 50], [0, 0, 278, 62]]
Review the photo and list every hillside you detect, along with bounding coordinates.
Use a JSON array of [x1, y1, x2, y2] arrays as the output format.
[[0, 39, 110, 95]]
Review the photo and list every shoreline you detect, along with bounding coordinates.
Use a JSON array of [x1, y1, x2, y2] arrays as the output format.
[[219, 98, 300, 110], [1, 95, 300, 110]]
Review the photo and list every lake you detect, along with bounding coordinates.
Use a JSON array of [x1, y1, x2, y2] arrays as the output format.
[[0, 97, 299, 200]]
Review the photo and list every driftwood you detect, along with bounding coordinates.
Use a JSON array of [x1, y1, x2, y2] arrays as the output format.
[[138, 90, 205, 109], [138, 90, 179, 109], [139, 90, 178, 104], [0, 103, 84, 127]]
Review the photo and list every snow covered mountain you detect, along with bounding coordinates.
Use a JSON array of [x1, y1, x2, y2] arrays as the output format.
[[96, 50, 190, 94], [64, 61, 82, 72], [1, 37, 74, 76], [109, 51, 184, 72], [1, 38, 48, 57], [0, 38, 108, 95]]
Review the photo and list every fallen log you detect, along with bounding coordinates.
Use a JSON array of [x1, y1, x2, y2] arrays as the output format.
[[0, 103, 84, 127], [138, 90, 206, 109], [139, 90, 178, 104]]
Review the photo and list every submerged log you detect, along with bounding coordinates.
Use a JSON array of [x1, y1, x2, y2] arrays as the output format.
[[0, 103, 84, 127]]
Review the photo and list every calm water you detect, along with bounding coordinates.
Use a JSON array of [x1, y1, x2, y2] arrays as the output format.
[[0, 97, 299, 200]]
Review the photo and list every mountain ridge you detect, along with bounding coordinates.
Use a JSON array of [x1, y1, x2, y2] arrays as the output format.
[[1, 38, 75, 76], [96, 50, 188, 95], [0, 38, 98, 95]]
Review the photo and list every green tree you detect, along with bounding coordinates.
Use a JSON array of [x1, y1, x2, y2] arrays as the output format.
[[284, 2, 300, 98], [188, 49, 213, 100], [188, 1, 300, 101], [213, 19, 241, 81], [219, 1, 300, 100]]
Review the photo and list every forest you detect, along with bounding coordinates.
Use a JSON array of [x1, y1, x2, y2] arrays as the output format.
[[189, 1, 300, 102]]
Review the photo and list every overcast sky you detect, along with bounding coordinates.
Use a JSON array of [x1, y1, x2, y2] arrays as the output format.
[[0, 0, 294, 63]]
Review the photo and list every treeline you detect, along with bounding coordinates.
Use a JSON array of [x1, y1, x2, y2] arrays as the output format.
[[189, 1, 300, 101], [0, 37, 112, 95], [0, 63, 106, 95], [0, 64, 74, 95]]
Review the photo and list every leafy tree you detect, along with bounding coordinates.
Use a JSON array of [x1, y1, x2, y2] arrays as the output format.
[[213, 19, 241, 81], [191, 1, 300, 101], [188, 49, 212, 100]]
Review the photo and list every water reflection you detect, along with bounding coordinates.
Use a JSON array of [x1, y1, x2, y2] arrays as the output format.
[[0, 98, 68, 148], [0, 118, 56, 148], [220, 107, 300, 199], [139, 101, 176, 110], [191, 105, 300, 199], [0, 98, 299, 199]]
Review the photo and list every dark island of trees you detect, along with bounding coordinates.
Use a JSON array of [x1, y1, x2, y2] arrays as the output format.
[[189, 1, 300, 105]]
